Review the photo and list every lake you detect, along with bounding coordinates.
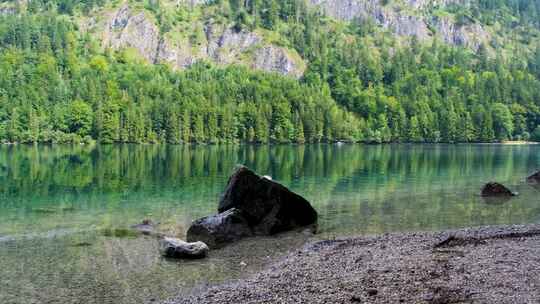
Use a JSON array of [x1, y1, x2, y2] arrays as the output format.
[[1, 144, 539, 304]]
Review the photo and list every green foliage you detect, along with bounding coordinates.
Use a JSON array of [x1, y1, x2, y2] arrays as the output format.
[[532, 126, 540, 141], [67, 100, 93, 137], [1, 0, 540, 144]]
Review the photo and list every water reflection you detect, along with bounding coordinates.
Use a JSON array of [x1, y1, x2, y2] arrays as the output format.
[[0, 144, 539, 304], [1, 144, 540, 235]]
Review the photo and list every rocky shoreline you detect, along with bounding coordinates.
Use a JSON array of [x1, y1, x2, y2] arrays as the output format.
[[166, 224, 540, 304]]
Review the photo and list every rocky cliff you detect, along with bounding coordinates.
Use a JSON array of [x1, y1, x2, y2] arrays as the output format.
[[74, 0, 510, 75], [85, 4, 305, 77], [309, 0, 489, 49]]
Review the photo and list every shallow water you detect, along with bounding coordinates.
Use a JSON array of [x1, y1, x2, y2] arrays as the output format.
[[0, 144, 539, 304]]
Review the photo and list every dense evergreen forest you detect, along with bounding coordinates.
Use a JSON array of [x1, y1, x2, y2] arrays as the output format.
[[1, 0, 540, 144]]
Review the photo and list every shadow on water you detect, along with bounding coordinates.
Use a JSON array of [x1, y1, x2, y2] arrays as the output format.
[[0, 144, 540, 303]]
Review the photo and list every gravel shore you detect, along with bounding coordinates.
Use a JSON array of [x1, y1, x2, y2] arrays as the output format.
[[167, 224, 540, 304]]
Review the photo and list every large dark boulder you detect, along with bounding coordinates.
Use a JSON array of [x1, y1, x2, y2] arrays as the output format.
[[481, 182, 516, 197], [186, 208, 253, 248], [527, 171, 540, 184], [187, 166, 318, 248], [218, 166, 318, 235]]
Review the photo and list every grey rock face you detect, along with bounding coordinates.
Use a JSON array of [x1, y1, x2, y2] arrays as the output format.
[[405, 0, 467, 10], [177, 0, 210, 6], [186, 208, 253, 249], [103, 5, 161, 63], [253, 46, 304, 78], [0, 7, 17, 15], [0, 0, 26, 15], [94, 5, 305, 77], [431, 16, 489, 50], [309, 0, 430, 39], [309, 0, 487, 49], [159, 237, 209, 259]]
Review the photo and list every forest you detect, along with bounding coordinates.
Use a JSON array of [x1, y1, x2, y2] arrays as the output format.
[[1, 0, 540, 144]]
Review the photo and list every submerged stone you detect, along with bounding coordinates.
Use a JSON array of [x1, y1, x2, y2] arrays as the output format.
[[102, 228, 139, 238], [481, 182, 516, 197], [159, 237, 209, 259], [131, 219, 157, 235], [72, 242, 92, 247], [31, 207, 57, 214]]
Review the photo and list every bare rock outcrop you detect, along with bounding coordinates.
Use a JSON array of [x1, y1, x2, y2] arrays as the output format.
[[309, 0, 431, 39], [309, 0, 488, 49], [89, 5, 305, 77], [0, 0, 27, 15], [431, 15, 490, 50], [102, 5, 161, 63]]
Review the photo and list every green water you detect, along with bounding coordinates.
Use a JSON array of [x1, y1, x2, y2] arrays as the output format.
[[1, 144, 540, 304]]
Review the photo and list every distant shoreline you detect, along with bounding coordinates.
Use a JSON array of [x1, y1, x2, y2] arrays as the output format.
[[1, 141, 539, 146], [498, 141, 540, 145], [170, 224, 540, 304]]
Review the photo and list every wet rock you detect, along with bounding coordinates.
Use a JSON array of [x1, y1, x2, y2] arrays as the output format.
[[218, 166, 318, 235], [72, 242, 92, 247], [159, 237, 209, 259], [187, 166, 318, 247], [187, 208, 253, 248], [31, 207, 57, 214], [367, 288, 378, 296], [480, 182, 516, 197], [527, 170, 540, 184]]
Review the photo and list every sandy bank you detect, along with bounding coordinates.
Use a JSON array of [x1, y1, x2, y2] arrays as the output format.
[[167, 224, 540, 304]]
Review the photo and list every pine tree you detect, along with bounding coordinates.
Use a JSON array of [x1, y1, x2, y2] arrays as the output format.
[[480, 111, 495, 142], [408, 116, 423, 142], [295, 120, 305, 143], [206, 111, 218, 144], [7, 108, 21, 143], [181, 110, 191, 144], [192, 113, 205, 143], [165, 107, 180, 144], [247, 126, 255, 143]]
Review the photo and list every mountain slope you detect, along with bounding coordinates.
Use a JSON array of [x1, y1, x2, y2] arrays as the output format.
[[0, 0, 539, 144]]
